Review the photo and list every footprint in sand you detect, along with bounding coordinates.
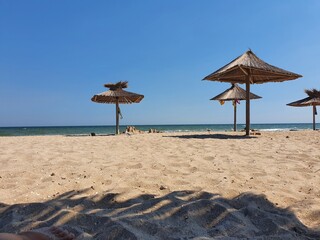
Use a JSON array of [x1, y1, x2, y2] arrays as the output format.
[[169, 162, 190, 168], [127, 163, 143, 169], [204, 156, 216, 161], [102, 180, 112, 185], [187, 166, 198, 173], [2, 183, 17, 189], [173, 180, 189, 185]]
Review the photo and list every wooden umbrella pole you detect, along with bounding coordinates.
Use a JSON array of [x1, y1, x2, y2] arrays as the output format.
[[116, 98, 120, 135], [246, 77, 250, 136], [234, 101, 237, 131], [313, 105, 316, 131]]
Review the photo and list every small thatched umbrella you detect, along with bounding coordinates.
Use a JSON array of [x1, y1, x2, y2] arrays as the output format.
[[211, 84, 261, 131], [91, 81, 144, 134], [203, 50, 302, 135], [287, 89, 320, 130]]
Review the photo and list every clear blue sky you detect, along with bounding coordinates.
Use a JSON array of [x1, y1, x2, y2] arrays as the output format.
[[1, 0, 319, 127]]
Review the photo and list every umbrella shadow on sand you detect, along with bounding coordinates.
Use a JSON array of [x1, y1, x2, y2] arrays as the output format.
[[163, 133, 257, 140], [1, 189, 319, 239]]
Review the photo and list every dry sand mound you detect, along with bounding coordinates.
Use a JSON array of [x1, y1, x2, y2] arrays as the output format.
[[1, 190, 319, 239]]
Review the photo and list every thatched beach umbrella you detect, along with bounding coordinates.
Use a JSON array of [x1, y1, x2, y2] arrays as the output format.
[[203, 50, 302, 135], [287, 89, 320, 130], [211, 84, 261, 131], [91, 81, 144, 135]]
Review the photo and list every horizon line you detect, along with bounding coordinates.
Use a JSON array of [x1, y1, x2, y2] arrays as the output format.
[[0, 122, 317, 128]]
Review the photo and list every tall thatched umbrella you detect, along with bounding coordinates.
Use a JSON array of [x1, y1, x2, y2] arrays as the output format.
[[287, 89, 320, 130], [211, 84, 261, 131], [91, 81, 144, 135], [203, 50, 302, 135]]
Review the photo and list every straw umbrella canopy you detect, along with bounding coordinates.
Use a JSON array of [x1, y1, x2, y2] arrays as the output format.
[[211, 84, 261, 131], [203, 50, 302, 135], [91, 81, 144, 135], [287, 89, 320, 130]]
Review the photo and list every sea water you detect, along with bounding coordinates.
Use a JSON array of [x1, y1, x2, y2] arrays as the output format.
[[0, 123, 318, 136]]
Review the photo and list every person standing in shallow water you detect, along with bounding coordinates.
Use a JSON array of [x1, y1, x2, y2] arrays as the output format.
[[0, 226, 75, 240]]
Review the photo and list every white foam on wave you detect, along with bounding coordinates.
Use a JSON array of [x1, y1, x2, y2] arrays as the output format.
[[259, 127, 307, 132], [259, 128, 291, 132]]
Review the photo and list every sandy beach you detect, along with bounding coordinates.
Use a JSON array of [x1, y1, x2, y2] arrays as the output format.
[[0, 131, 319, 239]]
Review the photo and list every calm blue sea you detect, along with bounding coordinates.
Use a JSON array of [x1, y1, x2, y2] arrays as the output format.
[[0, 123, 318, 136]]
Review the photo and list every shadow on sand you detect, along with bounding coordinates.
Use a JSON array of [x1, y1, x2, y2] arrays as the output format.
[[1, 189, 319, 239], [164, 133, 256, 140]]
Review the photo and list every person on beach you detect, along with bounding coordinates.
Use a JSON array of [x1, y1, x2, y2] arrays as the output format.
[[0, 226, 75, 240]]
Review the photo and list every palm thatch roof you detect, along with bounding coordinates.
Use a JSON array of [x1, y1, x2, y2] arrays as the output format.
[[104, 81, 128, 90], [203, 50, 302, 83], [91, 81, 144, 104], [287, 88, 320, 131], [203, 49, 302, 135], [305, 89, 320, 98], [211, 84, 261, 101], [287, 89, 320, 107]]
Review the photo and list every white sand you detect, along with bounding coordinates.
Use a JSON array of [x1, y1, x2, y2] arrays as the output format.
[[0, 131, 319, 239]]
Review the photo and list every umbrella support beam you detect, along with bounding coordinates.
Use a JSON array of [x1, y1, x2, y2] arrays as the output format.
[[313, 105, 316, 130], [234, 102, 237, 131], [245, 78, 250, 136], [116, 99, 120, 135]]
